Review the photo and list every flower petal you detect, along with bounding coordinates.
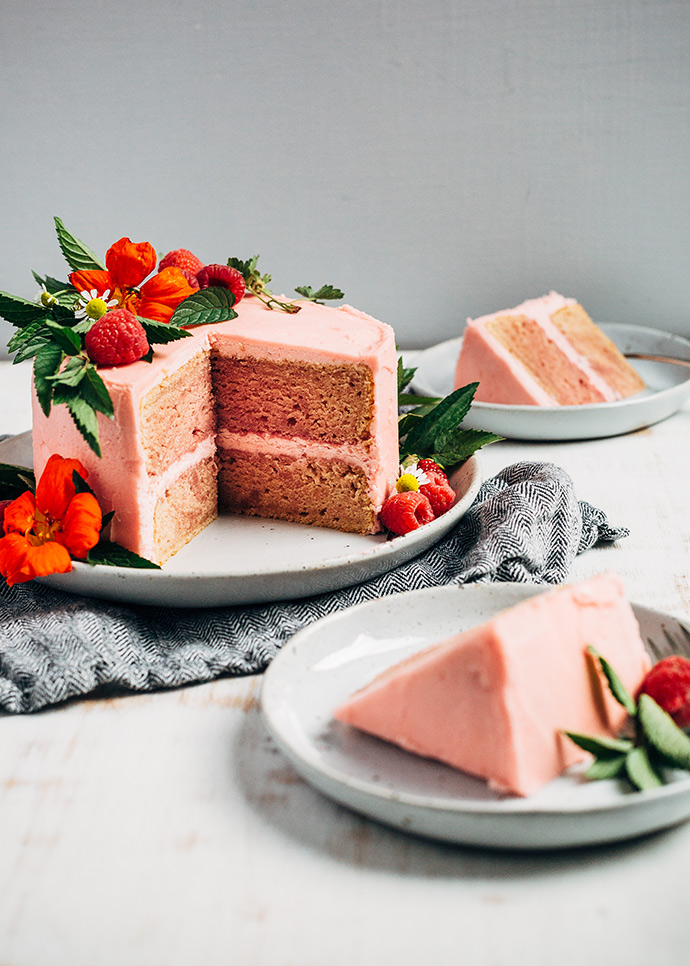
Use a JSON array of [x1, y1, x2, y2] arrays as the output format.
[[36, 454, 89, 521], [59, 492, 102, 559], [69, 270, 113, 296], [138, 267, 196, 323], [106, 237, 157, 289], [3, 491, 37, 535], [0, 533, 72, 585]]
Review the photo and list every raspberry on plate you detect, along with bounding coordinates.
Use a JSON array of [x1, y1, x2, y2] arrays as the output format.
[[420, 476, 456, 516], [638, 655, 690, 728], [85, 309, 150, 367], [380, 491, 435, 536], [196, 264, 246, 305], [418, 458, 448, 482], [158, 248, 204, 276]]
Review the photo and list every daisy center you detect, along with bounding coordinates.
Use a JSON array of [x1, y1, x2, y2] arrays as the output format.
[[84, 298, 109, 320]]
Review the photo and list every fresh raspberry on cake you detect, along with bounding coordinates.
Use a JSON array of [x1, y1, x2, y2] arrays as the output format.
[[380, 491, 434, 535], [158, 248, 204, 276], [638, 656, 690, 728], [85, 309, 150, 367], [196, 264, 246, 305], [178, 268, 200, 290]]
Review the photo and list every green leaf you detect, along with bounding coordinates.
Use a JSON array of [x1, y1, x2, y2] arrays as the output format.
[[137, 316, 192, 345], [430, 430, 504, 465], [0, 290, 49, 328], [8, 322, 52, 363], [100, 510, 115, 531], [625, 745, 665, 791], [0, 462, 36, 498], [638, 693, 690, 769], [71, 469, 94, 496], [400, 383, 478, 460], [169, 288, 238, 328], [81, 366, 114, 418], [563, 731, 634, 759], [44, 320, 82, 356], [294, 284, 344, 303], [60, 390, 101, 456], [86, 541, 161, 569], [47, 355, 88, 387], [585, 756, 628, 781], [397, 356, 417, 395], [33, 342, 64, 416], [589, 647, 637, 716], [398, 393, 443, 407], [54, 216, 105, 272]]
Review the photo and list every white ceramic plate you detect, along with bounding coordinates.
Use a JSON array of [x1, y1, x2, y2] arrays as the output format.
[[0, 433, 481, 608], [411, 323, 690, 441], [261, 583, 690, 850]]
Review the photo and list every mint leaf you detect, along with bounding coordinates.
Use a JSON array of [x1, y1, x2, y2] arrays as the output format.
[[169, 289, 238, 327], [86, 541, 161, 569], [9, 322, 52, 363], [398, 393, 443, 407], [71, 469, 94, 496], [81, 366, 114, 418], [56, 389, 101, 456], [48, 355, 88, 388], [397, 357, 417, 395], [589, 647, 637, 716], [431, 430, 504, 466], [45, 320, 82, 356], [54, 216, 105, 272], [638, 693, 690, 769], [563, 731, 634, 759], [33, 342, 64, 416], [0, 290, 49, 328], [0, 462, 36, 499], [137, 315, 192, 345], [585, 756, 628, 780], [294, 284, 344, 303], [625, 745, 665, 791]]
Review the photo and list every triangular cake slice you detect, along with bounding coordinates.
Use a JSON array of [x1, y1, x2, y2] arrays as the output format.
[[334, 574, 651, 796]]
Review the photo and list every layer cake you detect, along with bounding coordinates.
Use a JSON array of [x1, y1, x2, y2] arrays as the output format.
[[32, 297, 399, 564], [334, 574, 651, 797], [454, 292, 646, 405]]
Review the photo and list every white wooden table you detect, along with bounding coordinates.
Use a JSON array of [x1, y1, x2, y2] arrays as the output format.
[[1, 358, 690, 966]]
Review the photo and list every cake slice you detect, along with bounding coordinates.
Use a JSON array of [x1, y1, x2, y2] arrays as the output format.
[[334, 574, 651, 797], [454, 292, 646, 405]]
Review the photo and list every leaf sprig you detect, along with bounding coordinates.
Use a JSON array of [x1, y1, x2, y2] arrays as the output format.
[[228, 255, 344, 314], [565, 647, 690, 791], [397, 358, 501, 469]]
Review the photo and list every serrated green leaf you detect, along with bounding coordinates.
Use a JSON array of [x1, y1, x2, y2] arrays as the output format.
[[430, 430, 503, 465], [8, 322, 52, 363], [100, 510, 115, 531], [71, 469, 94, 496], [589, 647, 637, 716], [0, 290, 49, 328], [294, 283, 344, 302], [65, 393, 101, 457], [0, 462, 36, 498], [638, 693, 690, 769], [563, 730, 634, 759], [81, 366, 114, 418], [137, 315, 192, 345], [44, 320, 82, 356], [47, 355, 88, 387], [86, 541, 161, 569], [400, 383, 478, 459], [585, 755, 628, 780], [169, 289, 238, 328], [398, 393, 443, 407], [397, 356, 417, 395], [33, 342, 64, 416], [54, 216, 105, 272], [625, 745, 665, 790]]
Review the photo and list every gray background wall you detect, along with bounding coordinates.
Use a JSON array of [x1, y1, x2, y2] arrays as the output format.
[[2, 0, 689, 356]]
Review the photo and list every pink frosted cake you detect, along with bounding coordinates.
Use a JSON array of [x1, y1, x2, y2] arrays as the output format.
[[334, 574, 651, 797], [32, 297, 399, 564], [454, 292, 645, 405]]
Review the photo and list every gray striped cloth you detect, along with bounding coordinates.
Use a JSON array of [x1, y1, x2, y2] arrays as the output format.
[[0, 461, 628, 714]]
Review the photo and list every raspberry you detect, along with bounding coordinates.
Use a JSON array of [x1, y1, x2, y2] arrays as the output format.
[[380, 491, 434, 535], [85, 309, 150, 367], [158, 248, 204, 276], [196, 264, 246, 305], [178, 268, 200, 290], [638, 656, 690, 728], [418, 458, 448, 482], [420, 477, 456, 516]]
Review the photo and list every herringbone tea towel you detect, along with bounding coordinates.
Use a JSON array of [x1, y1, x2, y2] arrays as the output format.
[[0, 461, 628, 714]]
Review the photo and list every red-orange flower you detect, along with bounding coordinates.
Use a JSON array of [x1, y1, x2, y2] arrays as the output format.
[[0, 455, 102, 586], [69, 236, 195, 323]]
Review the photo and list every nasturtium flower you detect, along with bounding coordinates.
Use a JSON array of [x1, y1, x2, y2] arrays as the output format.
[[69, 236, 195, 323], [0, 455, 102, 586]]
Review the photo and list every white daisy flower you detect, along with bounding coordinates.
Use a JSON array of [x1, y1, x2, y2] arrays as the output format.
[[395, 461, 430, 493], [35, 283, 58, 307], [75, 288, 117, 321]]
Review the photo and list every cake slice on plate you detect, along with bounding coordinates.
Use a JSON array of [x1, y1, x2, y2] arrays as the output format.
[[454, 292, 646, 405], [334, 573, 651, 797]]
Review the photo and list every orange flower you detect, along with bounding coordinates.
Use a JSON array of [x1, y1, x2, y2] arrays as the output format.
[[0, 455, 102, 586], [69, 236, 195, 323]]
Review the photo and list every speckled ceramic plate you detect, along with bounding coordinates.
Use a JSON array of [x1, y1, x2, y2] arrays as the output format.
[[0, 433, 482, 608], [261, 583, 690, 850], [412, 323, 690, 441]]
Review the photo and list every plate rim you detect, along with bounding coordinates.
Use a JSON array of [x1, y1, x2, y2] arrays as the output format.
[[260, 582, 690, 833]]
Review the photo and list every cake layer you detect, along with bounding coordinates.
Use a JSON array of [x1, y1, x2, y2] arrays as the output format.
[[454, 292, 645, 406], [334, 574, 651, 797], [153, 454, 218, 564], [218, 449, 376, 533], [212, 356, 374, 444]]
